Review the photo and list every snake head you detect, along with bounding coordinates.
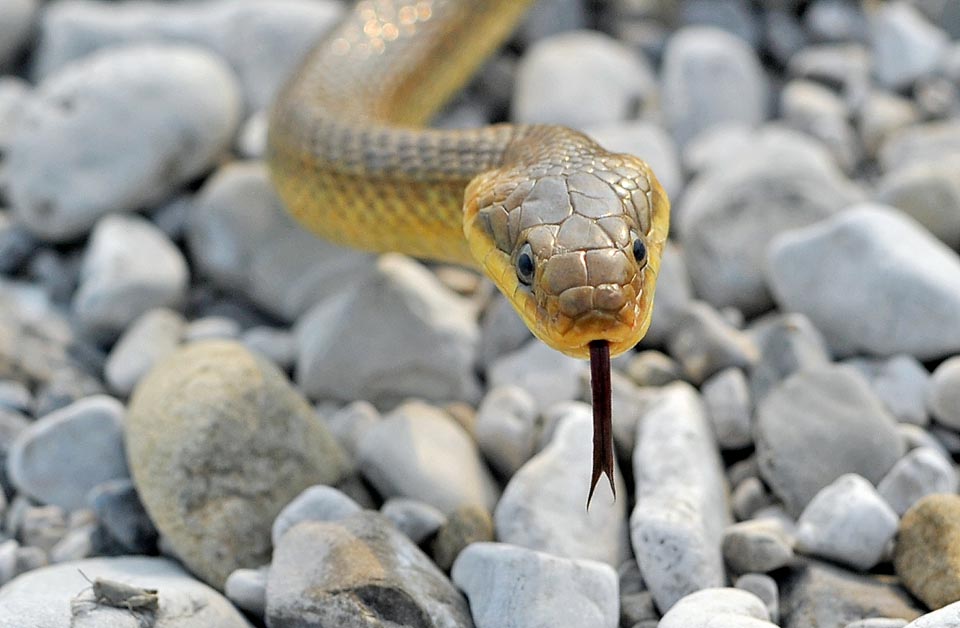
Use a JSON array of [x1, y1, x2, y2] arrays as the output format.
[[464, 136, 670, 360]]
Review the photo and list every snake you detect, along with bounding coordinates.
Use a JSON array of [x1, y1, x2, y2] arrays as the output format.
[[267, 0, 670, 505]]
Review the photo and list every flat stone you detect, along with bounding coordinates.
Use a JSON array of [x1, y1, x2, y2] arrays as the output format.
[[495, 405, 629, 566], [104, 308, 184, 396], [722, 518, 796, 574], [630, 382, 730, 612], [88, 478, 158, 554], [877, 158, 960, 250], [267, 512, 471, 628], [6, 44, 240, 242], [380, 498, 446, 546], [487, 339, 584, 414], [795, 474, 899, 571], [658, 588, 776, 628], [895, 494, 960, 610], [846, 355, 930, 426], [296, 254, 480, 406], [0, 556, 251, 627], [431, 503, 494, 572], [7, 395, 127, 511], [870, 1, 949, 90], [767, 205, 960, 360], [271, 485, 362, 545], [473, 385, 538, 479], [126, 340, 349, 589], [878, 447, 958, 516], [755, 364, 903, 516], [357, 400, 499, 514], [452, 542, 618, 628], [666, 301, 758, 385], [702, 367, 753, 450]]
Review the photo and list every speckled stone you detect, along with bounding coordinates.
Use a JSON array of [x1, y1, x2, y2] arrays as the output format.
[[895, 494, 960, 610]]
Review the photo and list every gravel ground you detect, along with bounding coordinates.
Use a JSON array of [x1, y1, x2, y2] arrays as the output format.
[[2, 0, 960, 627]]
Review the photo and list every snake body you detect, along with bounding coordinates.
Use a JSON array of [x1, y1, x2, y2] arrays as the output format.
[[267, 0, 670, 501]]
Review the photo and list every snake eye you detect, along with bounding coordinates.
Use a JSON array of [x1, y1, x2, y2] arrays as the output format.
[[516, 243, 535, 285], [632, 235, 647, 265]]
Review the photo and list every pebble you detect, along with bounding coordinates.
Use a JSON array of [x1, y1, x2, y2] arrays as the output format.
[[488, 338, 584, 413], [658, 588, 776, 628], [878, 447, 958, 516], [494, 405, 629, 566], [929, 356, 960, 430], [788, 43, 871, 99], [0, 556, 251, 627], [512, 30, 656, 128], [48, 522, 97, 563], [680, 0, 761, 46], [859, 90, 920, 159], [805, 0, 868, 43], [72, 214, 189, 341], [661, 26, 767, 146], [517, 0, 588, 45], [187, 161, 372, 323], [764, 9, 807, 66], [88, 478, 158, 554], [722, 518, 796, 574], [357, 400, 499, 514], [899, 423, 950, 459], [795, 474, 899, 571], [271, 485, 362, 545], [297, 254, 481, 406], [755, 364, 904, 516], [877, 158, 960, 250], [630, 382, 730, 611], [640, 241, 694, 346], [702, 367, 753, 449], [380, 498, 447, 545], [323, 400, 379, 463], [666, 301, 759, 385], [452, 542, 619, 628], [473, 385, 539, 478], [620, 590, 658, 625], [870, 1, 949, 90], [0, 211, 37, 276], [624, 350, 684, 387], [103, 307, 184, 396], [225, 566, 268, 618], [0, 380, 30, 415], [780, 79, 860, 172], [732, 476, 776, 521], [736, 573, 780, 624], [586, 119, 683, 200], [267, 512, 471, 627], [846, 355, 930, 426], [747, 312, 831, 402], [905, 602, 960, 627], [6, 45, 240, 242], [768, 205, 960, 360], [19, 504, 67, 552], [125, 340, 349, 588], [880, 121, 960, 172], [7, 395, 128, 511], [182, 316, 240, 342], [0, 0, 36, 68], [239, 325, 297, 372], [895, 494, 960, 610], [679, 126, 862, 316], [431, 503, 494, 572], [478, 293, 531, 369], [846, 620, 908, 628]]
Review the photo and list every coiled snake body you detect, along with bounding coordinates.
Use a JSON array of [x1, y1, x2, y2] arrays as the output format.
[[267, 0, 670, 503]]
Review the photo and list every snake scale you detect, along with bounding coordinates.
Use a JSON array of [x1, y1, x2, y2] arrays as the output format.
[[267, 0, 670, 504]]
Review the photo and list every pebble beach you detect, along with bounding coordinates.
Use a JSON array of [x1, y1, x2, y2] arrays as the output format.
[[3, 0, 960, 627]]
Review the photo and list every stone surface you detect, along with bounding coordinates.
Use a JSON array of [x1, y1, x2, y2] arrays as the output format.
[[877, 158, 960, 250], [880, 121, 960, 173], [666, 301, 758, 385], [859, 90, 920, 159], [271, 485, 362, 545], [452, 542, 618, 628], [431, 503, 494, 572], [747, 313, 831, 402], [0, 556, 251, 627], [736, 573, 780, 624], [878, 447, 958, 516], [846, 620, 908, 628], [846, 355, 930, 426], [473, 386, 538, 479], [267, 512, 471, 628], [870, 1, 949, 90], [929, 356, 960, 430], [7, 395, 128, 511], [755, 365, 903, 516], [495, 405, 629, 566], [638, 241, 694, 346], [323, 400, 379, 463], [658, 588, 776, 628], [895, 494, 960, 610], [767, 205, 960, 360], [239, 325, 296, 372], [103, 308, 184, 396], [722, 518, 795, 574], [0, 0, 36, 68], [781, 79, 860, 172], [358, 400, 499, 514], [225, 567, 268, 618], [6, 45, 240, 242], [297, 254, 481, 406], [624, 350, 684, 387], [630, 382, 730, 611], [487, 339, 584, 413], [88, 478, 158, 554], [126, 340, 349, 589], [905, 602, 960, 627], [701, 367, 752, 450], [380, 498, 447, 546]]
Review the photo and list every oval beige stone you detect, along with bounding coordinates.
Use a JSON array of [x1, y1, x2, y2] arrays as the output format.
[[895, 493, 960, 610], [126, 340, 349, 589]]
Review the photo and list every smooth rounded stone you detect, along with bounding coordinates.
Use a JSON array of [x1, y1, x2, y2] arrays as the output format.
[[870, 2, 949, 90], [805, 0, 868, 42], [517, 0, 588, 44], [0, 380, 31, 414], [880, 121, 960, 173], [271, 485, 361, 545], [755, 364, 904, 517], [679, 127, 862, 316], [722, 518, 795, 574], [620, 590, 658, 625], [225, 567, 268, 618], [48, 522, 97, 563], [323, 400, 379, 463], [268, 512, 471, 628], [666, 301, 758, 385], [679, 0, 761, 45], [658, 588, 776, 628], [769, 205, 960, 360], [0, 211, 37, 276], [512, 30, 655, 128], [879, 447, 957, 517], [478, 293, 531, 369], [487, 338, 584, 413], [764, 8, 807, 66], [380, 498, 447, 545], [877, 158, 960, 250], [736, 573, 779, 624], [13, 545, 47, 577], [494, 405, 629, 566], [747, 312, 831, 402], [661, 26, 767, 147], [630, 382, 730, 611], [624, 350, 683, 387], [929, 356, 960, 430], [7, 395, 127, 512], [183, 316, 240, 342], [88, 478, 157, 554], [859, 90, 920, 159], [431, 503, 494, 572], [846, 355, 930, 426], [640, 241, 694, 346], [781, 79, 860, 172], [789, 43, 872, 96], [905, 602, 960, 627], [104, 307, 184, 396], [236, 109, 267, 159], [732, 476, 776, 522], [358, 400, 499, 514], [239, 325, 296, 372], [7, 45, 240, 242], [474, 385, 538, 478], [297, 253, 480, 406], [188, 161, 373, 323], [779, 560, 923, 628], [899, 423, 951, 460], [702, 367, 752, 450], [895, 494, 960, 610], [0, 0, 36, 68], [795, 474, 898, 571], [126, 340, 349, 589], [846, 620, 908, 628], [0, 76, 29, 145], [586, 120, 683, 200], [0, 556, 252, 627], [452, 542, 618, 628], [20, 505, 67, 552], [72, 214, 189, 341]]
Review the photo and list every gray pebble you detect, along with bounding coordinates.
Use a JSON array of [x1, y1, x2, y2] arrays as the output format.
[[380, 498, 447, 545], [88, 478, 158, 554], [877, 158, 960, 250], [898, 423, 950, 459], [586, 120, 683, 200], [488, 339, 584, 413], [764, 9, 808, 66], [805, 0, 868, 43], [880, 120, 960, 173], [789, 43, 871, 98], [931, 424, 960, 455], [905, 603, 960, 627], [225, 566, 268, 618], [240, 325, 296, 371], [12, 545, 47, 577], [517, 0, 588, 44], [702, 367, 753, 450], [323, 400, 379, 463], [640, 241, 694, 346], [624, 350, 684, 387], [0, 211, 38, 276], [48, 523, 96, 563], [929, 356, 960, 430], [474, 386, 538, 479], [271, 484, 362, 545], [747, 312, 831, 403], [667, 301, 758, 385], [237, 110, 268, 159], [870, 1, 949, 90], [781, 79, 860, 172], [858, 90, 920, 159], [620, 591, 658, 625], [0, 539, 17, 586], [846, 620, 909, 628], [0, 0, 36, 68], [183, 316, 240, 342], [19, 504, 67, 553], [104, 307, 184, 396], [680, 0, 761, 46], [478, 293, 531, 369], [735, 573, 780, 624], [877, 447, 958, 516], [658, 588, 775, 628], [732, 476, 776, 522], [0, 380, 31, 415], [846, 355, 930, 426], [722, 518, 796, 574]]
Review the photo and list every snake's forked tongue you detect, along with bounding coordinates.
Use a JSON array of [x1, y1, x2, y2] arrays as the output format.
[[587, 339, 615, 509]]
